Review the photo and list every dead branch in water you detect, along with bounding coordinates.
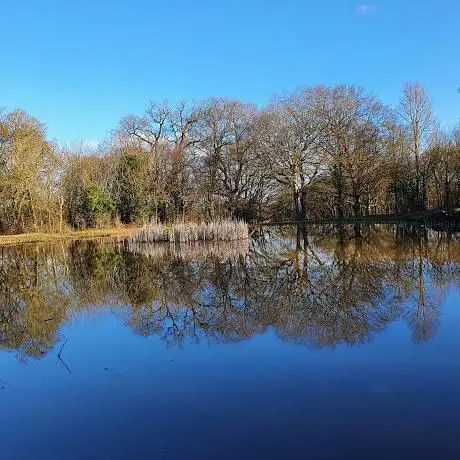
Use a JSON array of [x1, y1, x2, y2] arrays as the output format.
[[57, 338, 71, 374]]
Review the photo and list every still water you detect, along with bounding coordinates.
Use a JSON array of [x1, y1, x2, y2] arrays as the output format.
[[1, 224, 460, 459]]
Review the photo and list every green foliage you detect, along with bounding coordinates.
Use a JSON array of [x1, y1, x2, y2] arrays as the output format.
[[66, 182, 115, 229], [115, 153, 150, 224], [70, 242, 121, 280], [82, 184, 116, 228]]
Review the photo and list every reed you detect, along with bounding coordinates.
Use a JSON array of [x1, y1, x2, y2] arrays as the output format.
[[128, 219, 249, 245]]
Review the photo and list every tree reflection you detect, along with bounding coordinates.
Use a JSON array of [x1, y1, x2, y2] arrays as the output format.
[[0, 223, 459, 360], [0, 244, 69, 359]]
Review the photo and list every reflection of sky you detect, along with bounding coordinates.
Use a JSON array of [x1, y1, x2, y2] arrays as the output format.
[[1, 294, 460, 459]]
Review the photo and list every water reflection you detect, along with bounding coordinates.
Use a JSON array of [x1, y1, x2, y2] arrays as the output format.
[[1, 224, 459, 361]]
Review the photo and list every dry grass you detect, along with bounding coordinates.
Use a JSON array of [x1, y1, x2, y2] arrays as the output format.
[[0, 227, 139, 247], [129, 220, 249, 245]]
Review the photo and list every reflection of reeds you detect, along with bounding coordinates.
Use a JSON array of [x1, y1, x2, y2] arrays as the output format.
[[128, 220, 249, 244], [126, 239, 250, 262]]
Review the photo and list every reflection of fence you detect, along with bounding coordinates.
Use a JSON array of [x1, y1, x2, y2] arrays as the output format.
[[126, 239, 250, 262]]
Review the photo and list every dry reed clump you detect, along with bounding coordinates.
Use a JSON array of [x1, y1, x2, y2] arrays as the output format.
[[129, 220, 249, 245]]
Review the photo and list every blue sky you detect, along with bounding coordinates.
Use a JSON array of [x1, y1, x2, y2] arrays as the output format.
[[1, 0, 459, 145]]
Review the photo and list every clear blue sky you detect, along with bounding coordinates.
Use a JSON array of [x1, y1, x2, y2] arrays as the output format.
[[1, 0, 459, 144]]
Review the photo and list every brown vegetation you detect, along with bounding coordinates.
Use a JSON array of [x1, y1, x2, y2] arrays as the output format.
[[128, 219, 249, 245], [0, 227, 137, 247]]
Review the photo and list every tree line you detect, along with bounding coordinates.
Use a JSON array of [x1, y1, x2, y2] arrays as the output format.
[[1, 82, 459, 234]]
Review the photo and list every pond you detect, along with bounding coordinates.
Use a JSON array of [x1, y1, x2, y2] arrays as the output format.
[[1, 224, 460, 459]]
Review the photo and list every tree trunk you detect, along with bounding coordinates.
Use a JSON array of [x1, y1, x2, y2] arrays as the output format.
[[300, 189, 308, 221], [292, 184, 302, 222], [353, 194, 361, 217], [337, 185, 344, 219]]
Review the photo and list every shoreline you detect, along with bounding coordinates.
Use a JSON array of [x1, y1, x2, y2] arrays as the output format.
[[0, 220, 249, 247], [264, 210, 460, 226], [0, 227, 139, 247], [2, 211, 460, 247]]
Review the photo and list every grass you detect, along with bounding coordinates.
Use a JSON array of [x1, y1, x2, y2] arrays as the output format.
[[129, 220, 249, 244], [0, 227, 138, 247]]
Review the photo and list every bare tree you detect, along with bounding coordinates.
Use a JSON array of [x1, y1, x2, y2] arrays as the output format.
[[257, 87, 326, 221], [193, 99, 268, 220], [397, 82, 434, 209], [319, 85, 388, 217]]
